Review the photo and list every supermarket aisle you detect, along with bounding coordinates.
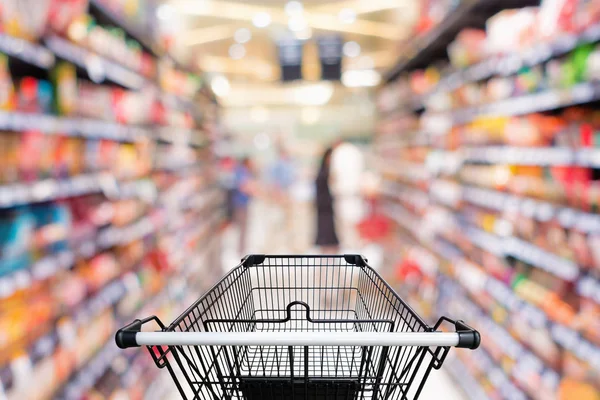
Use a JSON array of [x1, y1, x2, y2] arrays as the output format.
[[220, 198, 466, 400]]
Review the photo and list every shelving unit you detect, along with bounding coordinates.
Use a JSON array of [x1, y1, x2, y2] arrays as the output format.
[[0, 4, 223, 400], [378, 1, 600, 398], [45, 35, 147, 89]]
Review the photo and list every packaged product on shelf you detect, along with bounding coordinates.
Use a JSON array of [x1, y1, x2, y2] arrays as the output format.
[[409, 67, 440, 96], [0, 54, 15, 111], [81, 253, 119, 292], [0, 0, 51, 40], [17, 78, 54, 114], [48, 0, 89, 35], [0, 208, 35, 276], [514, 65, 545, 95], [51, 62, 78, 116], [0, 132, 20, 183], [415, 0, 456, 35], [447, 28, 487, 68], [486, 76, 516, 102], [18, 131, 45, 182], [538, 0, 580, 41], [77, 81, 114, 121], [486, 7, 539, 55], [32, 203, 71, 255]]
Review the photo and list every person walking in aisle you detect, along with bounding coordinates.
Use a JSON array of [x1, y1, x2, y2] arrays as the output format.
[[268, 146, 296, 251], [314, 146, 339, 254], [233, 157, 256, 255]]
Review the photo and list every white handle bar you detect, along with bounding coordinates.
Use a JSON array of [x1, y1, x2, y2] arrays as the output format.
[[133, 332, 460, 347]]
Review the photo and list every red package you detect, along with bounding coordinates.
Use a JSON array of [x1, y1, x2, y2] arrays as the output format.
[[48, 0, 89, 35]]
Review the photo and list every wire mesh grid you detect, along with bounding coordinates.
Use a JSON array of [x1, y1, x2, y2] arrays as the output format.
[[151, 255, 448, 400]]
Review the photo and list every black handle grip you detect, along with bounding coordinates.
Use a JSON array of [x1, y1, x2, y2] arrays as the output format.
[[115, 315, 165, 349], [433, 316, 481, 350], [454, 320, 480, 349]]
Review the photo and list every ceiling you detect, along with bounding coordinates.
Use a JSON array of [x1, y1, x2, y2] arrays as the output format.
[[159, 0, 418, 95]]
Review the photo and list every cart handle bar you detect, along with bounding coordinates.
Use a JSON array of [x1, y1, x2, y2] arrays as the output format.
[[117, 330, 479, 349]]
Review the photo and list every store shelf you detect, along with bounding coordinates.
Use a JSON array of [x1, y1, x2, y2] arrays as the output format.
[[384, 0, 539, 82], [89, 0, 159, 57], [0, 251, 74, 298], [0, 33, 55, 69], [462, 185, 600, 234], [463, 146, 576, 166], [0, 111, 151, 141], [434, 22, 600, 92], [154, 126, 208, 147], [578, 274, 600, 306], [0, 173, 111, 208], [447, 82, 600, 124], [96, 215, 163, 250], [445, 356, 496, 400], [45, 35, 146, 90], [464, 224, 580, 281], [380, 181, 430, 212]]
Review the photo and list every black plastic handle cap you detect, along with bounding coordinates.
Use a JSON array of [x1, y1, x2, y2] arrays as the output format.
[[455, 320, 481, 350], [115, 319, 142, 349], [243, 254, 266, 267], [344, 254, 366, 266]]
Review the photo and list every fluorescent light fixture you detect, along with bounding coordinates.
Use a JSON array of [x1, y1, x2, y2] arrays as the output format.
[[210, 75, 231, 97], [252, 12, 272, 28], [156, 4, 175, 20], [285, 1, 303, 16], [229, 44, 246, 59], [338, 8, 356, 24], [343, 41, 361, 58], [288, 16, 307, 32], [295, 27, 312, 40], [250, 106, 269, 123], [292, 82, 334, 106], [301, 107, 320, 125], [234, 28, 252, 44], [341, 69, 381, 87]]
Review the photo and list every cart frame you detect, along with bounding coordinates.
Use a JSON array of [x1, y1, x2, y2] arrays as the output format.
[[117, 254, 480, 400]]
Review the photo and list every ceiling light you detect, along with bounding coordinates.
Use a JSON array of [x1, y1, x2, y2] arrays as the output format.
[[343, 41, 361, 58], [252, 12, 272, 28], [229, 44, 246, 60], [301, 107, 320, 125], [156, 4, 175, 20], [295, 27, 312, 40], [338, 8, 356, 24], [285, 1, 303, 16], [292, 82, 334, 106], [234, 28, 252, 44], [250, 106, 269, 123], [288, 16, 307, 32], [210, 75, 230, 97], [341, 70, 381, 87]]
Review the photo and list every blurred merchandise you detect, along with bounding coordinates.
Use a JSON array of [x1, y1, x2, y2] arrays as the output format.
[[379, 0, 600, 399], [0, 0, 225, 399]]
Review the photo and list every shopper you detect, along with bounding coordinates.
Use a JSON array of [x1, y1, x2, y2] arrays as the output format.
[[314, 146, 339, 254], [233, 157, 255, 255], [268, 146, 296, 251], [330, 141, 365, 249]]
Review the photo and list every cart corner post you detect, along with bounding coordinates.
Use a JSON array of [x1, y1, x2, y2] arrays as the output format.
[[242, 254, 266, 267]]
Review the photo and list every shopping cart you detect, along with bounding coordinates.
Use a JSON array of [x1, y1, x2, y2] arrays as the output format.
[[116, 255, 480, 400]]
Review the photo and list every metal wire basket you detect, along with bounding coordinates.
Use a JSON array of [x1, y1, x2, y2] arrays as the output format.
[[116, 255, 480, 400]]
